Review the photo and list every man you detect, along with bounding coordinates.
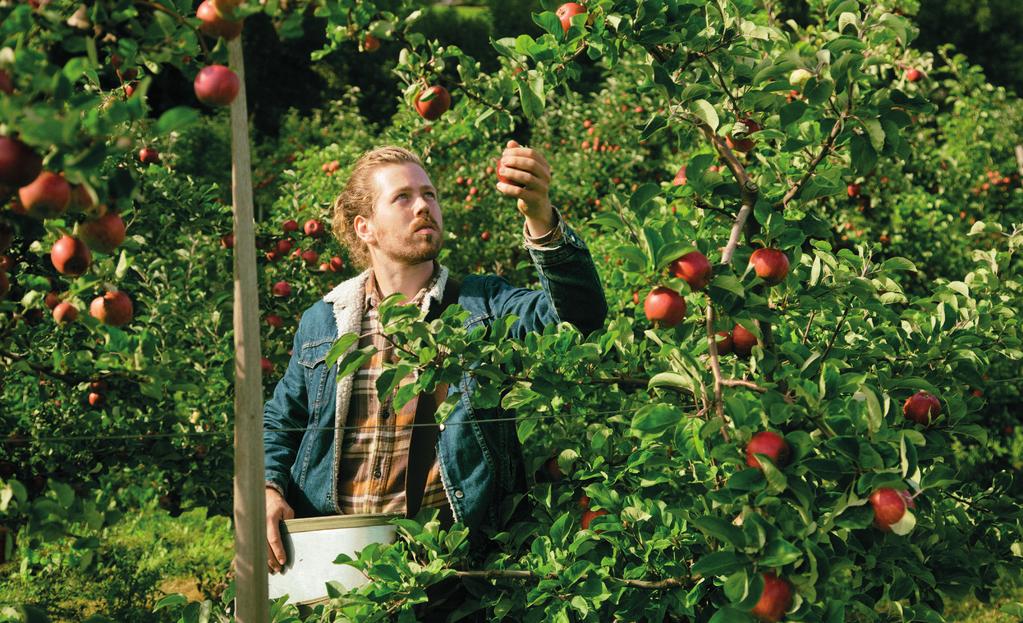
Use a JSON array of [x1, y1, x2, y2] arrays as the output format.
[[262, 141, 607, 608]]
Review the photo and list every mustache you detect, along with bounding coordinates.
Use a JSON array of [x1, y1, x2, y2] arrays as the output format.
[[412, 220, 439, 231]]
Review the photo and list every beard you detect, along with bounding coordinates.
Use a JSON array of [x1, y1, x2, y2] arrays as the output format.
[[378, 227, 443, 265]]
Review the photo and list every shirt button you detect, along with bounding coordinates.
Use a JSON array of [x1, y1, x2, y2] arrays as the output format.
[[454, 489, 464, 499], [373, 469, 382, 479], [438, 423, 445, 432]]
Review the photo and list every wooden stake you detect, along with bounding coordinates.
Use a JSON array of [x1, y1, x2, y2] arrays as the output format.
[[227, 38, 270, 622], [1015, 145, 1023, 179]]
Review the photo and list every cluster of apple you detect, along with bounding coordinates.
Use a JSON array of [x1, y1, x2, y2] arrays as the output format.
[[641, 248, 790, 335], [86, 379, 107, 409], [0, 136, 134, 325], [192, 0, 245, 107], [970, 168, 1018, 195], [321, 160, 341, 175]]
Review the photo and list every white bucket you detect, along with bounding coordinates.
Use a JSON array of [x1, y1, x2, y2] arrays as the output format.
[[267, 513, 401, 605]]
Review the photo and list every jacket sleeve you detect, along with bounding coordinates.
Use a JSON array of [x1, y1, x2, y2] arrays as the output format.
[[486, 208, 608, 339], [263, 315, 309, 497]]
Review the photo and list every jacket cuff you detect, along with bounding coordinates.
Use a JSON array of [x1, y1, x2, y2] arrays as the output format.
[[522, 207, 565, 250], [266, 479, 286, 497]]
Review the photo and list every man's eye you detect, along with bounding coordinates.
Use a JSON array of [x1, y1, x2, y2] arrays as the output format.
[[426, 191, 436, 198], [395, 193, 408, 200]]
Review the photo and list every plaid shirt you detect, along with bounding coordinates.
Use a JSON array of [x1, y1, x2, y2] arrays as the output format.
[[335, 211, 565, 515]]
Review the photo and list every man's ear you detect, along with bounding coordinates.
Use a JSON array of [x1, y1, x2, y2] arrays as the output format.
[[353, 214, 375, 246]]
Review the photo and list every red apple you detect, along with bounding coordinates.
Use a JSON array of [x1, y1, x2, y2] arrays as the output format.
[[90, 380, 108, 392], [364, 34, 380, 52], [746, 431, 791, 469], [749, 248, 789, 286], [89, 290, 133, 326], [0, 254, 11, 272], [265, 314, 284, 328], [905, 68, 922, 82], [282, 219, 299, 233], [414, 86, 451, 121], [79, 212, 126, 253], [87, 392, 104, 407], [52, 301, 78, 324], [260, 357, 273, 376], [0, 69, 11, 94], [50, 235, 92, 276], [847, 183, 861, 198], [138, 147, 160, 164], [669, 251, 712, 291], [123, 82, 136, 98], [197, 0, 243, 40], [44, 291, 61, 310], [903, 391, 941, 425], [211, 0, 241, 18], [0, 137, 42, 188], [672, 165, 687, 186], [726, 118, 760, 153], [275, 238, 292, 255], [329, 256, 344, 272], [272, 281, 291, 297], [732, 323, 757, 357], [194, 65, 240, 107], [0, 270, 8, 300], [869, 487, 907, 531], [304, 219, 324, 238], [581, 508, 608, 531], [495, 157, 523, 187], [751, 573, 792, 623], [69, 184, 97, 213], [301, 249, 319, 265], [644, 286, 686, 327], [556, 2, 587, 33], [0, 221, 12, 253], [542, 456, 564, 481], [19, 171, 71, 219], [221, 232, 235, 249], [481, 231, 491, 242], [715, 331, 733, 355]]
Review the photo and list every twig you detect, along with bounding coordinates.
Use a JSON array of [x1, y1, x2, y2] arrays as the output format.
[[776, 98, 851, 208], [820, 301, 852, 361], [720, 379, 767, 393], [705, 305, 729, 442], [135, 0, 211, 60], [454, 568, 692, 590]]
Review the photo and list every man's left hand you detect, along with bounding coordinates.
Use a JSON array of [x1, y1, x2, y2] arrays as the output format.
[[496, 140, 554, 234]]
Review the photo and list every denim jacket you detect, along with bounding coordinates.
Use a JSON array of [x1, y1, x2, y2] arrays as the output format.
[[263, 212, 607, 545]]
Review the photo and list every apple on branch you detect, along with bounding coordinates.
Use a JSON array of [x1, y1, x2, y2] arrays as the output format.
[[50, 235, 92, 276], [750, 573, 793, 622], [644, 286, 686, 328], [869, 487, 917, 535], [749, 248, 790, 286], [903, 390, 941, 425], [669, 250, 712, 291], [194, 65, 240, 107], [89, 290, 133, 326], [746, 431, 791, 470], [732, 323, 757, 357], [414, 85, 451, 121], [556, 3, 589, 34]]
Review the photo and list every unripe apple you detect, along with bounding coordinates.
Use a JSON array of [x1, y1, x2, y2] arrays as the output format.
[[138, 147, 160, 164], [197, 0, 244, 40], [0, 137, 42, 188], [89, 290, 133, 326], [363, 34, 380, 52], [53, 301, 78, 324], [669, 251, 712, 291], [50, 235, 92, 276], [282, 219, 299, 233], [414, 85, 451, 121], [749, 248, 789, 286], [732, 323, 757, 357], [905, 68, 922, 82], [581, 508, 608, 531], [789, 68, 813, 87], [303, 219, 324, 238], [194, 65, 240, 107], [672, 165, 687, 186], [19, 171, 71, 219], [271, 281, 291, 297], [903, 390, 941, 425], [644, 286, 686, 327], [556, 2, 588, 33], [869, 487, 908, 531], [746, 431, 791, 469], [751, 573, 793, 623], [79, 212, 126, 254]]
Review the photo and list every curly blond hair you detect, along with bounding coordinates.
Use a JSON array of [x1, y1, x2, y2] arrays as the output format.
[[331, 146, 425, 270]]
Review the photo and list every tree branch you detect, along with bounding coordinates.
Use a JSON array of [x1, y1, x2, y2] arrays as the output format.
[[776, 109, 849, 208]]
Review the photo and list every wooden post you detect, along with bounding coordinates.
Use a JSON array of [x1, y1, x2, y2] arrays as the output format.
[[1014, 145, 1023, 179], [227, 38, 270, 622]]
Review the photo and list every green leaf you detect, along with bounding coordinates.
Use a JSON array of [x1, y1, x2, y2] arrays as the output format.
[[708, 605, 755, 623], [850, 133, 877, 174], [156, 106, 200, 135], [649, 372, 698, 396], [759, 539, 802, 566], [691, 99, 719, 131], [630, 183, 660, 213], [693, 551, 746, 577], [325, 333, 360, 368], [692, 516, 746, 548], [631, 403, 680, 437], [517, 76, 544, 119], [860, 118, 885, 152], [153, 594, 189, 611]]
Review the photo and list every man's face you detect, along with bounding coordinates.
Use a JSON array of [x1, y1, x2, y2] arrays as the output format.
[[358, 162, 444, 266]]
